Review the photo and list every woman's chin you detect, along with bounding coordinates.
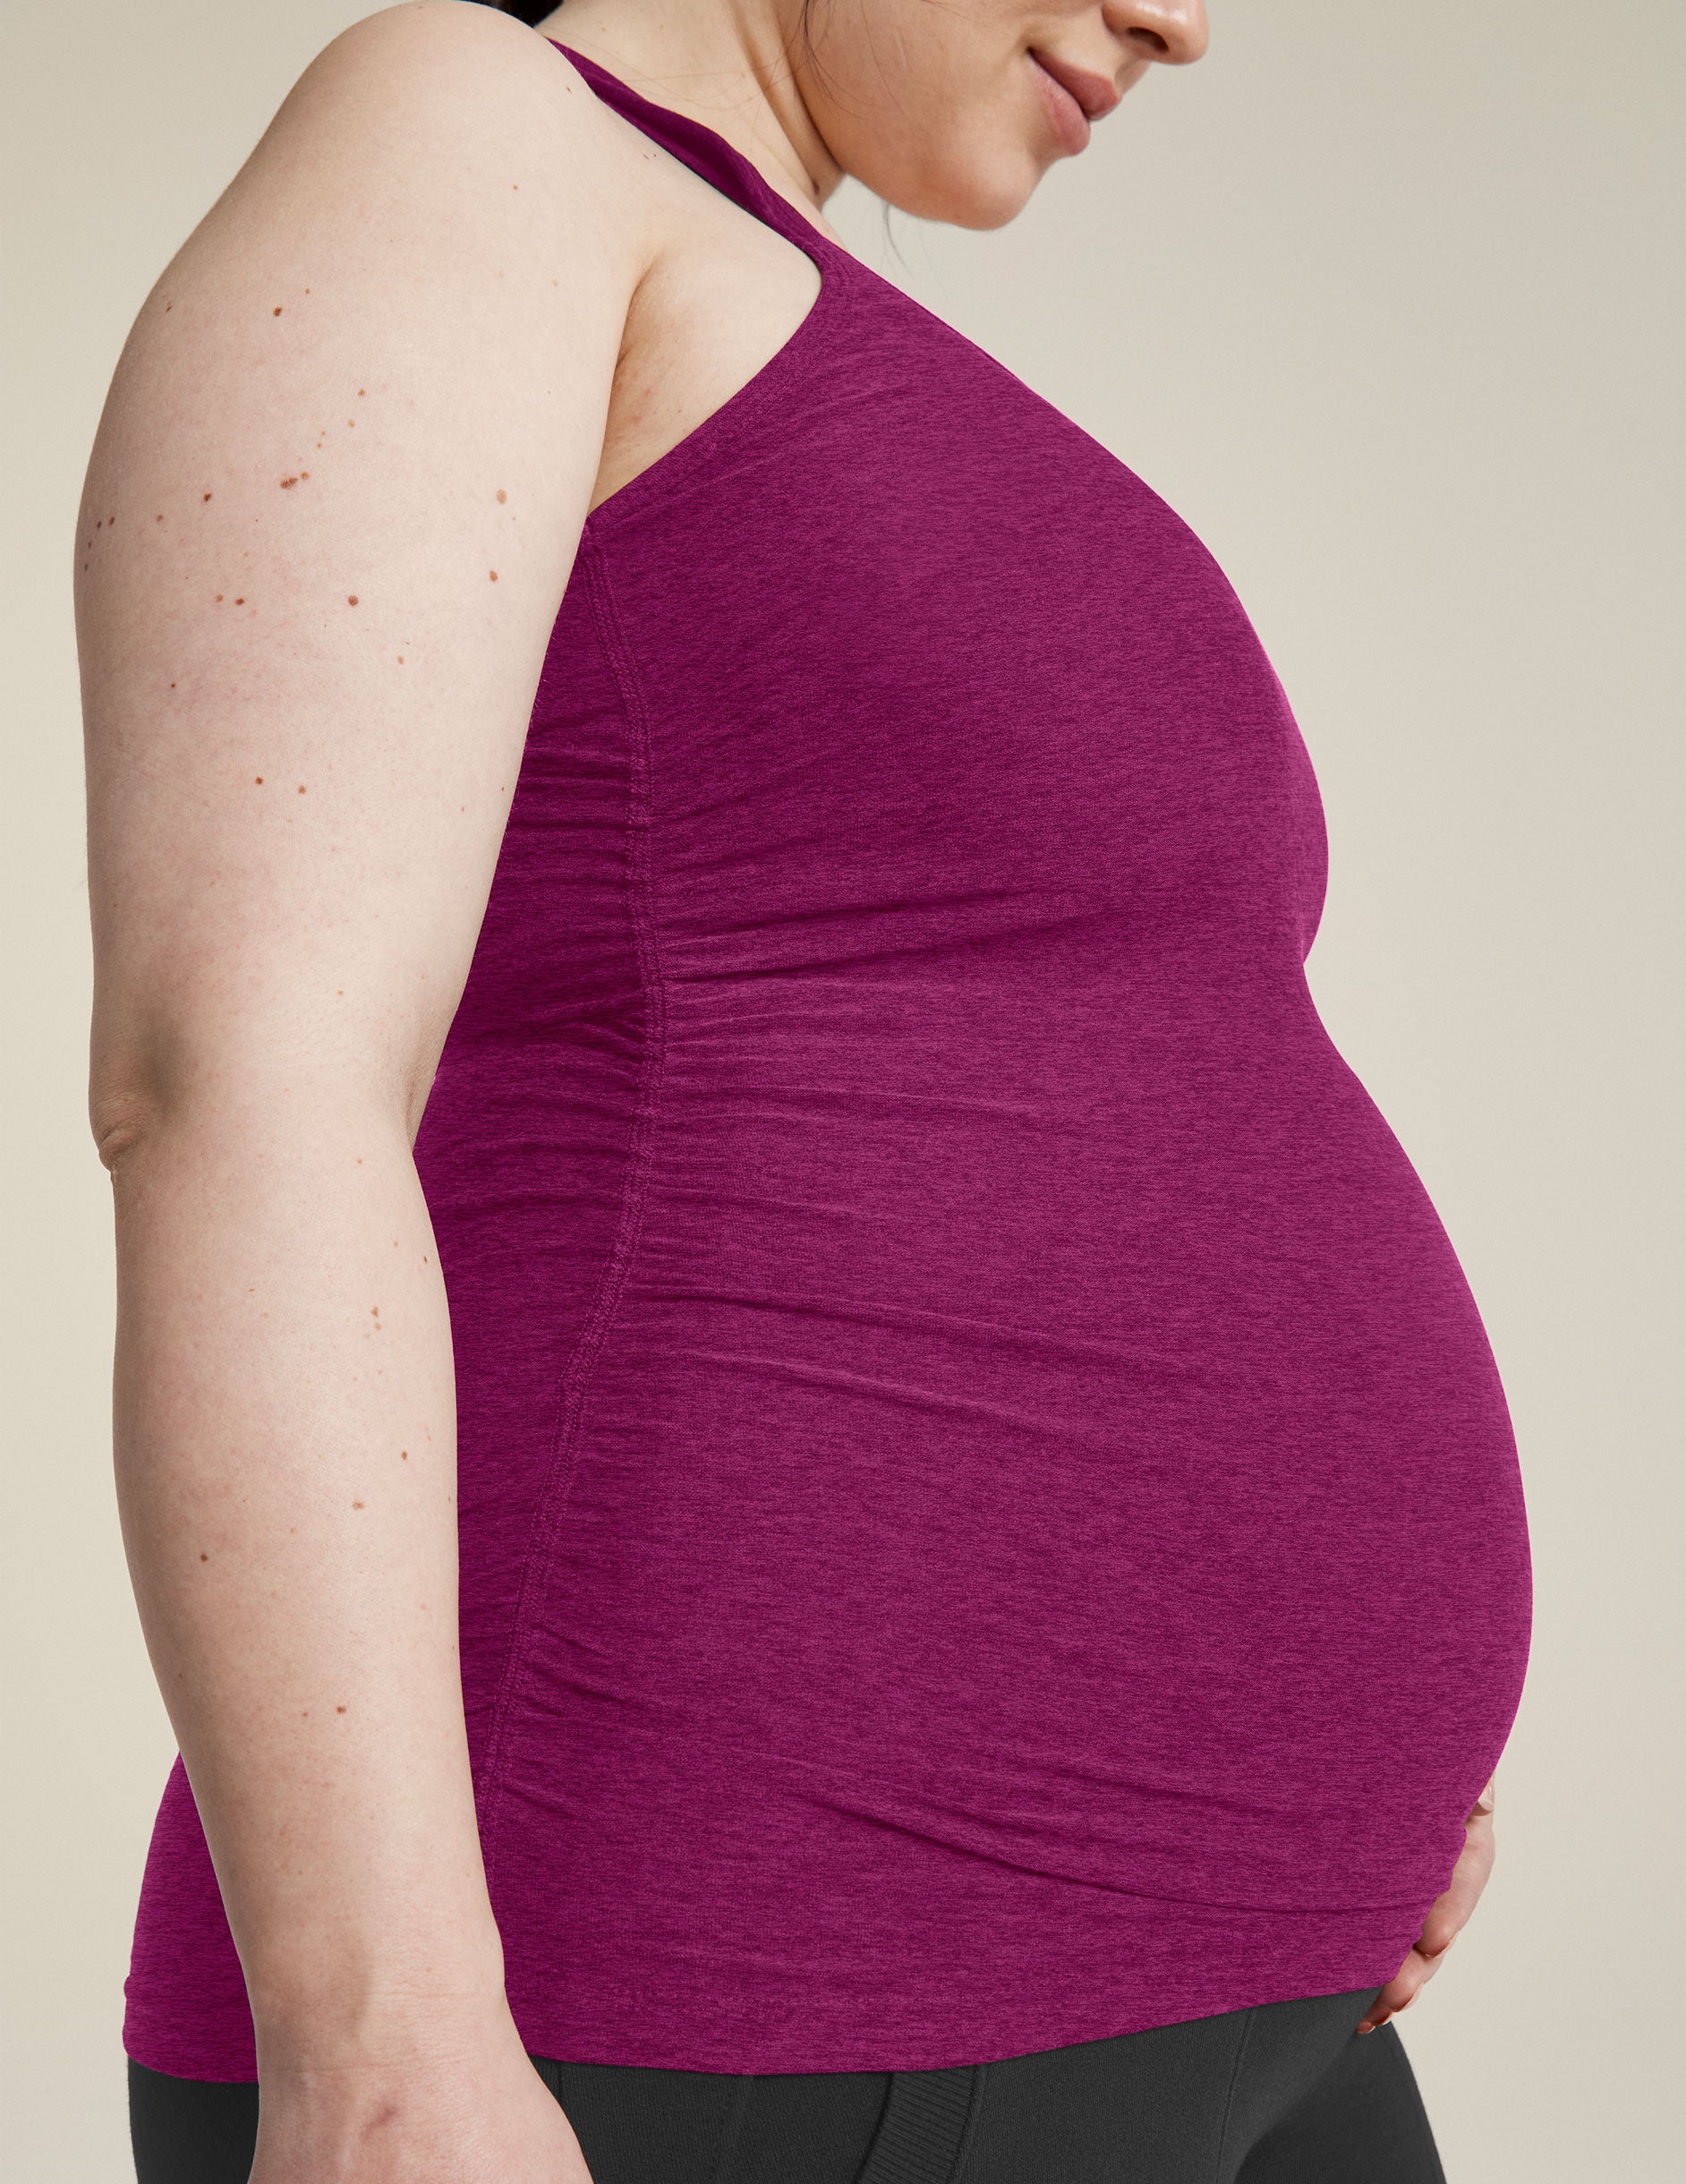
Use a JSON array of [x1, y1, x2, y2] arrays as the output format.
[[888, 147, 1043, 232]]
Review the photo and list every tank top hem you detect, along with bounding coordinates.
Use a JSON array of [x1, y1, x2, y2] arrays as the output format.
[[119, 1891, 1424, 2081]]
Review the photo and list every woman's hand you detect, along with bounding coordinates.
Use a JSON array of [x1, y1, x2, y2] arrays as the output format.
[[250, 2014, 594, 2184], [1357, 1776, 1498, 2034]]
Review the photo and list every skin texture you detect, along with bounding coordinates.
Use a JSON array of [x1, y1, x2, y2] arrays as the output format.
[[78, 0, 1490, 2175], [82, 13, 635, 2175], [540, 0, 1207, 228]]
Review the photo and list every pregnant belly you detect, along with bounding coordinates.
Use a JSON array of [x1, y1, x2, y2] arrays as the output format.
[[484, 1109, 1528, 1930], [491, 1043, 1533, 1922]]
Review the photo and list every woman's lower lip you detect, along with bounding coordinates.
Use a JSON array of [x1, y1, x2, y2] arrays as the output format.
[[1029, 54, 1091, 156]]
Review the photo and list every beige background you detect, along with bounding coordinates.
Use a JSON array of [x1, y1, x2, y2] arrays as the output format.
[[4, 2, 1681, 2177]]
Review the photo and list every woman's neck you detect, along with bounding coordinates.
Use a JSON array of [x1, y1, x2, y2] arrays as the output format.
[[529, 0, 845, 215]]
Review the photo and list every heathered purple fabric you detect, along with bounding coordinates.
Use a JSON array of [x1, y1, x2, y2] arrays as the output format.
[[123, 46, 1533, 2079]]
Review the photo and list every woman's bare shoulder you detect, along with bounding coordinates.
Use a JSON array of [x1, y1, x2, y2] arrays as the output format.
[[231, 3, 644, 243], [82, 1, 644, 577]]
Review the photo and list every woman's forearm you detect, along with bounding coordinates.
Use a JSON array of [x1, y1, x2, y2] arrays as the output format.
[[108, 1087, 504, 2069]]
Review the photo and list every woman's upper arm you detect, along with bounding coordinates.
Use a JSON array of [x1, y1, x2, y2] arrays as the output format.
[[78, 3, 638, 1157]]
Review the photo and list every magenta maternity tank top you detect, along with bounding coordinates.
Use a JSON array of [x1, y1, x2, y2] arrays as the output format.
[[123, 44, 1533, 2078]]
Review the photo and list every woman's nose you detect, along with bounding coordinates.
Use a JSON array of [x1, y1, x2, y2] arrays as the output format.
[[1103, 0, 1210, 66]]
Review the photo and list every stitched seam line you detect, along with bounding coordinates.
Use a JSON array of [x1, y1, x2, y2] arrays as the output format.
[[709, 2076, 754, 2184], [1212, 2005, 1257, 2184], [949, 2065, 987, 2184], [475, 541, 670, 1888], [856, 2069, 978, 2184]]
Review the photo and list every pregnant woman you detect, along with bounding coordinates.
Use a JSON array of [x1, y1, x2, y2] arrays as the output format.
[[80, 1, 1532, 2178]]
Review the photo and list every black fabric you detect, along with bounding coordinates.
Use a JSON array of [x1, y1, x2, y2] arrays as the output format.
[[130, 1984, 1446, 2183], [852, 2064, 983, 2182], [127, 2060, 261, 2184]]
